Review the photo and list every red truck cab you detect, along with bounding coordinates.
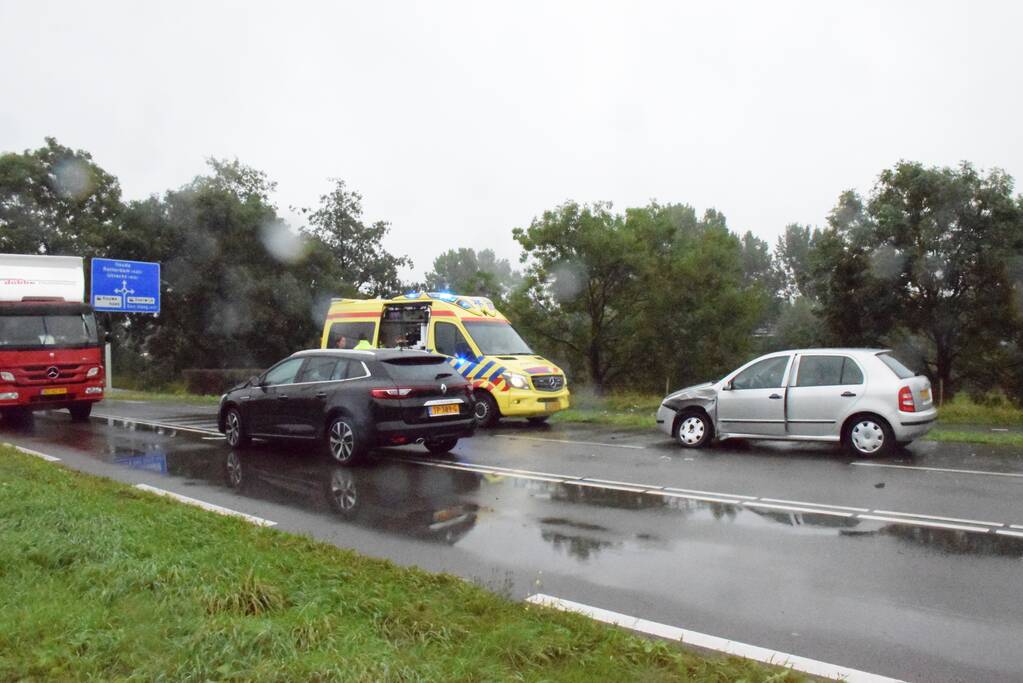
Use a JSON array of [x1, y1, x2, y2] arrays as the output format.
[[0, 255, 105, 422]]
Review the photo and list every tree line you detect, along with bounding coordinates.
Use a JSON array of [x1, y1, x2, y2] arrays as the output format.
[[3, 138, 1022, 401]]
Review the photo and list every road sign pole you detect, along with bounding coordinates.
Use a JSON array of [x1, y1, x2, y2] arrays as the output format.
[[105, 342, 113, 392]]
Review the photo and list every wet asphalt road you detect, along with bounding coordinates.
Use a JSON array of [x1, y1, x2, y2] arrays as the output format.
[[4, 400, 1023, 682]]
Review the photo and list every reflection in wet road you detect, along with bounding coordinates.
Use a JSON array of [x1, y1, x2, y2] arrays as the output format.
[[4, 410, 1023, 682]]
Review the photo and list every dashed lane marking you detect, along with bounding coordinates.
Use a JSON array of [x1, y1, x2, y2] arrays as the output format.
[[134, 484, 276, 527], [526, 594, 904, 683], [851, 461, 1023, 479]]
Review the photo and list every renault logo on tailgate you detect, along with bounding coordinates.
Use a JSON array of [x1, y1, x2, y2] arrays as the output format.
[[441, 383, 447, 395], [46, 366, 60, 379]]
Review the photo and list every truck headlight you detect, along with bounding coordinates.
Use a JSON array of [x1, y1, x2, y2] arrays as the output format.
[[506, 373, 530, 389], [86, 367, 100, 378], [0, 371, 13, 382]]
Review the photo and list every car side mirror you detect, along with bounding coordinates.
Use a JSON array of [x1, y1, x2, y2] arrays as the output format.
[[104, 330, 112, 344], [722, 381, 733, 391], [248, 375, 261, 388]]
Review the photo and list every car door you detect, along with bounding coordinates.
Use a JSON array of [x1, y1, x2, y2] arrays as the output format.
[[715, 354, 792, 437], [786, 354, 865, 438], [288, 356, 343, 438], [252, 357, 305, 436]]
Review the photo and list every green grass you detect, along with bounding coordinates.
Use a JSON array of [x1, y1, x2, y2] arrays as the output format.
[[108, 388, 222, 405], [935, 394, 1023, 427], [551, 391, 660, 429], [0, 448, 799, 682]]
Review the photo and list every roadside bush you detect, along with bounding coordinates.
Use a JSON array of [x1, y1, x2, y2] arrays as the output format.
[[182, 369, 263, 395]]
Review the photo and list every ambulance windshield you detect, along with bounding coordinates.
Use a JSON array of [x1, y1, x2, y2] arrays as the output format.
[[463, 321, 533, 355]]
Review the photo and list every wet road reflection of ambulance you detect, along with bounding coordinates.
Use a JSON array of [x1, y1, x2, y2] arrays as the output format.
[[321, 292, 570, 426]]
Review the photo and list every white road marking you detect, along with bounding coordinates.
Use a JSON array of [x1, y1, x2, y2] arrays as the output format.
[[201, 436, 226, 441], [563, 480, 648, 493], [664, 486, 758, 501], [4, 443, 61, 461], [647, 490, 740, 505], [995, 529, 1023, 538], [991, 428, 1010, 432], [851, 461, 1023, 479], [872, 510, 1004, 528], [857, 515, 989, 533], [526, 594, 904, 683], [759, 497, 869, 512], [495, 434, 647, 450], [743, 501, 854, 518], [134, 484, 276, 527], [92, 412, 222, 436]]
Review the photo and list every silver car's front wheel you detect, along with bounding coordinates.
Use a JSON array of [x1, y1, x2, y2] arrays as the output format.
[[675, 412, 712, 448], [847, 417, 893, 457]]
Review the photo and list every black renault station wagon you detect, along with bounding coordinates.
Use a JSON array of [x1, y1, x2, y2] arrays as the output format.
[[217, 349, 477, 464]]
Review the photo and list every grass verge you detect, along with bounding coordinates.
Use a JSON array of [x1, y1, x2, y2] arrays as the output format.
[[924, 430, 1023, 448], [0, 448, 798, 682], [108, 389, 222, 405]]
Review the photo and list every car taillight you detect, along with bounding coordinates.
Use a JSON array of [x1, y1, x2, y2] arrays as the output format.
[[898, 386, 915, 412], [371, 387, 413, 399]]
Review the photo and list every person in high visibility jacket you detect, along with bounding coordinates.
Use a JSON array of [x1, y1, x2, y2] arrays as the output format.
[[354, 336, 373, 350]]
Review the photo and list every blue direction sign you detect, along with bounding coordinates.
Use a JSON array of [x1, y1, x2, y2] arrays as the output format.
[[90, 258, 160, 314]]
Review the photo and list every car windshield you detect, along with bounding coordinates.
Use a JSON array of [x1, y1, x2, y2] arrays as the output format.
[[0, 314, 99, 348], [877, 352, 915, 379], [462, 321, 533, 355]]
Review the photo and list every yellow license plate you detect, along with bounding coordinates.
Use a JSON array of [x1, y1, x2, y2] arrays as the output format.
[[41, 387, 67, 396], [545, 401, 559, 411], [429, 404, 460, 417], [921, 388, 930, 402]]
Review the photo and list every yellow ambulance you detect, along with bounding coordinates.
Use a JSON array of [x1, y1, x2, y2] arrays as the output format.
[[320, 292, 570, 426]]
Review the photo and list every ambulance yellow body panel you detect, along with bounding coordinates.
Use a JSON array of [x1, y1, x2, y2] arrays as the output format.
[[320, 292, 570, 423]]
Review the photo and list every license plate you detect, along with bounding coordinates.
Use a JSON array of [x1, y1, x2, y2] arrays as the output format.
[[545, 401, 559, 411], [41, 387, 67, 396], [429, 404, 459, 417], [921, 388, 931, 402]]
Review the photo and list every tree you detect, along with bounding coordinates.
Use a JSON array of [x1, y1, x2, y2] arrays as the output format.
[[0, 137, 124, 256], [510, 202, 642, 392], [807, 162, 1023, 395], [299, 180, 411, 296], [423, 248, 521, 304]]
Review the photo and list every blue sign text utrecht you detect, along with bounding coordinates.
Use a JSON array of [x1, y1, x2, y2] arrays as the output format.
[[91, 258, 160, 314]]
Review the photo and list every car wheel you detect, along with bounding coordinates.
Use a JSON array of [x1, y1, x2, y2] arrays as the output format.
[[224, 408, 250, 448], [845, 416, 894, 457], [527, 416, 549, 426], [225, 450, 245, 489], [675, 411, 712, 448], [473, 391, 499, 428], [327, 416, 365, 465], [69, 403, 92, 422], [326, 468, 359, 516], [425, 438, 458, 454]]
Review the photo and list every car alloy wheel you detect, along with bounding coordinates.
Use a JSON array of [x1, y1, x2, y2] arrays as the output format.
[[225, 451, 243, 488], [329, 419, 356, 463], [677, 415, 706, 446], [850, 419, 885, 454], [329, 469, 358, 512], [225, 410, 242, 447]]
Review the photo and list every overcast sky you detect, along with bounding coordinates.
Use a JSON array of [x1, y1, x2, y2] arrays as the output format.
[[2, 1, 1021, 279]]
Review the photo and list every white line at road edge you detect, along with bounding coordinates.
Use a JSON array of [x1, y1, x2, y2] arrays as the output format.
[[851, 461, 1023, 479], [526, 594, 904, 683], [4, 442, 61, 461], [134, 484, 276, 527]]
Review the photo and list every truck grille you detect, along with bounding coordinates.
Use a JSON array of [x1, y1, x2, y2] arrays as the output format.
[[532, 375, 564, 392]]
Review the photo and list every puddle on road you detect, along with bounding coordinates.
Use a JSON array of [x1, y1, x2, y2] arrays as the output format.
[[7, 413, 1023, 563]]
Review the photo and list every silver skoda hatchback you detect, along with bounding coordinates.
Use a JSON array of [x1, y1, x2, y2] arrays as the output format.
[[656, 349, 937, 457]]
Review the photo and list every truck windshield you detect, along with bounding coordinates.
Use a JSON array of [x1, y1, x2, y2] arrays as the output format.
[[0, 314, 99, 348], [463, 321, 533, 355]]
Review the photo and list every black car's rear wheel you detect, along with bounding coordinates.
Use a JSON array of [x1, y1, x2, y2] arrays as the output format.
[[425, 438, 458, 454], [327, 416, 365, 465], [224, 408, 250, 448], [473, 391, 499, 428]]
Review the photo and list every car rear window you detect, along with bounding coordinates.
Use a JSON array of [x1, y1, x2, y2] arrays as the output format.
[[382, 357, 457, 382], [877, 352, 915, 379]]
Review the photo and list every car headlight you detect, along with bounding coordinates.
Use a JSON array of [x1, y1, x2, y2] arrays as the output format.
[[86, 366, 100, 378], [0, 371, 13, 382], [506, 373, 530, 390]]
